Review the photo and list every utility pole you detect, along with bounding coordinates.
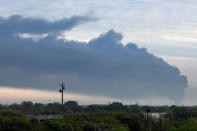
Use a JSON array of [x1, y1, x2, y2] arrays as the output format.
[[59, 82, 65, 109], [145, 109, 151, 131], [159, 118, 162, 131]]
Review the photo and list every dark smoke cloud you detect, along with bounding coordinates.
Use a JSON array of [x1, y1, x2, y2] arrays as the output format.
[[0, 15, 97, 36], [0, 15, 187, 104]]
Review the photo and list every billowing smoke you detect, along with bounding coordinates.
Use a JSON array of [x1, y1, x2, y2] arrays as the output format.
[[0, 15, 187, 104], [0, 15, 97, 35]]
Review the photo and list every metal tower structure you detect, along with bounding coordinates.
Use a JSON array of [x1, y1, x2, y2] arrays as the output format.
[[59, 82, 65, 109]]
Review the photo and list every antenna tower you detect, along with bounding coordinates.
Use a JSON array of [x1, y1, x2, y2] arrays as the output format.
[[59, 82, 65, 109]]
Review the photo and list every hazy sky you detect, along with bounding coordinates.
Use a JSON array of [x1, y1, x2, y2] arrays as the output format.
[[0, 0, 196, 105]]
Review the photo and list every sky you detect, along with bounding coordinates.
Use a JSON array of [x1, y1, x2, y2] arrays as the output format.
[[0, 0, 196, 105]]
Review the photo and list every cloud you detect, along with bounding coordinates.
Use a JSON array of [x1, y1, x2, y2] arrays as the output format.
[[0, 15, 97, 36], [161, 56, 197, 88], [0, 15, 187, 104]]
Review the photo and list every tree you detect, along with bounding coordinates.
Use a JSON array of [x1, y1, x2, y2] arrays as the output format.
[[64, 101, 79, 113]]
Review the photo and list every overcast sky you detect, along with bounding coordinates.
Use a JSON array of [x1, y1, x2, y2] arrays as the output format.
[[0, 0, 197, 105]]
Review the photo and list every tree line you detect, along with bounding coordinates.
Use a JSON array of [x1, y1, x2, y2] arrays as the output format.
[[1, 101, 197, 130], [0, 101, 171, 115]]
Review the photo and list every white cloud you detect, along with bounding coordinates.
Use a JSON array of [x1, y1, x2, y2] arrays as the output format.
[[1, 0, 197, 51], [18, 33, 48, 42]]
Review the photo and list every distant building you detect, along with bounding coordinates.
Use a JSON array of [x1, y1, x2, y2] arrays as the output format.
[[143, 112, 167, 118], [27, 115, 64, 122]]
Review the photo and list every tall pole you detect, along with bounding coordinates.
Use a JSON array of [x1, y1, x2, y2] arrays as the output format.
[[145, 109, 151, 131], [59, 82, 65, 109], [62, 86, 63, 108], [159, 118, 162, 131]]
